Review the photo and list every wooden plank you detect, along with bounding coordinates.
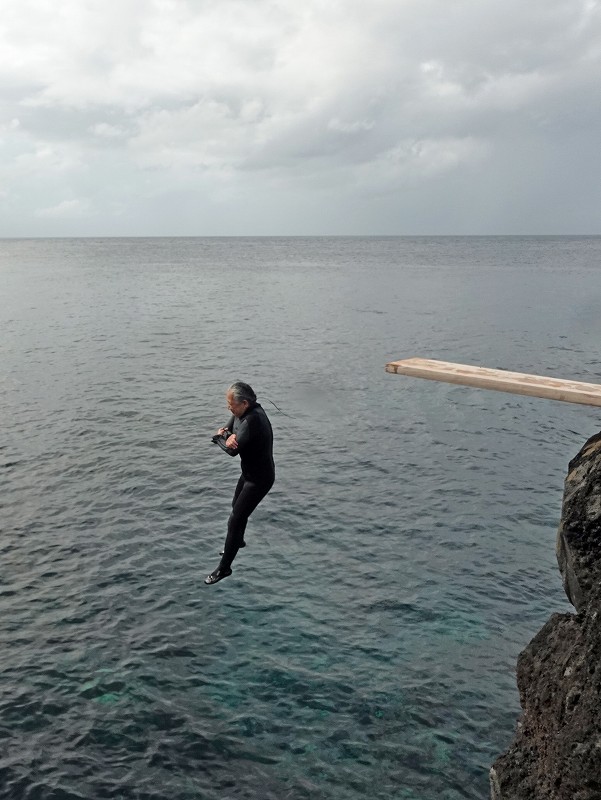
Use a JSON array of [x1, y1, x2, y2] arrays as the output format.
[[385, 358, 601, 407]]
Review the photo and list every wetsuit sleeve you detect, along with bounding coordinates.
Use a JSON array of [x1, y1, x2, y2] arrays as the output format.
[[234, 417, 252, 452], [221, 415, 239, 457], [223, 414, 238, 458]]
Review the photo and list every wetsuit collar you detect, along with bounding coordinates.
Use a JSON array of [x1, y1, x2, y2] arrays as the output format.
[[240, 401, 258, 419]]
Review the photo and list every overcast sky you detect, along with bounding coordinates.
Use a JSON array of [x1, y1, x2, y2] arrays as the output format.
[[0, 0, 599, 236]]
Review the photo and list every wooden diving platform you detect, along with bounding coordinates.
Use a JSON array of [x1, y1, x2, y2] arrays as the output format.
[[385, 358, 601, 408]]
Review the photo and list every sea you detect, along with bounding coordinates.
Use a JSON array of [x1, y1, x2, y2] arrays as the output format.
[[2, 236, 601, 800]]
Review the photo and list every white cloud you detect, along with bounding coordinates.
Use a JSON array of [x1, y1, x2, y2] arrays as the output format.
[[352, 136, 490, 192], [11, 143, 84, 177], [0, 0, 599, 234], [0, 118, 20, 133], [327, 118, 376, 134], [90, 122, 126, 138], [35, 198, 91, 218]]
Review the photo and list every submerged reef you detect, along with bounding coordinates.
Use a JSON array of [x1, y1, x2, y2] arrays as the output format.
[[490, 432, 601, 800]]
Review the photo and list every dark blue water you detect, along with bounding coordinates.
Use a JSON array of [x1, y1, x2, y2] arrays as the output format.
[[2, 236, 601, 800]]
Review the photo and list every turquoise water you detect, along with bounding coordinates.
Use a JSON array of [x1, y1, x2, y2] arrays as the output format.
[[2, 236, 600, 799]]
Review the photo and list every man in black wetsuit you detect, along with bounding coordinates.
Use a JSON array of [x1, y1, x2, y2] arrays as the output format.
[[205, 381, 275, 585]]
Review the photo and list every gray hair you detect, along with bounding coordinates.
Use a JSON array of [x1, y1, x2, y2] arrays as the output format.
[[228, 381, 257, 405]]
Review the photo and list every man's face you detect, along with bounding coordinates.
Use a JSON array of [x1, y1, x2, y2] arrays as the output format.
[[226, 390, 248, 418]]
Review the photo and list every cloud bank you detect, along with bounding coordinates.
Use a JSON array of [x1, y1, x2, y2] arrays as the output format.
[[0, 0, 599, 235]]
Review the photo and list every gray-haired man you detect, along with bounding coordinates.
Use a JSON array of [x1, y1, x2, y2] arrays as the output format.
[[205, 382, 275, 585]]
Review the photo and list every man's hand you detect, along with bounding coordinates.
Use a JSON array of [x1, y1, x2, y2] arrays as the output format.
[[225, 434, 238, 449], [217, 427, 229, 436]]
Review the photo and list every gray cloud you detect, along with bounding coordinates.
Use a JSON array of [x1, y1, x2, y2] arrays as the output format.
[[0, 0, 599, 235]]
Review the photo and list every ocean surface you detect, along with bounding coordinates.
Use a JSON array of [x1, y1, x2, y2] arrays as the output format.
[[2, 236, 601, 800]]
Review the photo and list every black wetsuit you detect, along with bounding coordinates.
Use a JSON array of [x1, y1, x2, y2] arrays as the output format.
[[220, 403, 275, 570]]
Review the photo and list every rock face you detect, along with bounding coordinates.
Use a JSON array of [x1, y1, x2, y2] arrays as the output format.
[[556, 431, 601, 614], [490, 432, 601, 800]]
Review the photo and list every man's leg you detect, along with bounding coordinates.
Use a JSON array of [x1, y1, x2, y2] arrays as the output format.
[[219, 479, 272, 571], [219, 475, 247, 555], [231, 474, 245, 508]]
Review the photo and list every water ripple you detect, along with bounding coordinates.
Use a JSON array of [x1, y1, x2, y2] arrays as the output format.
[[2, 236, 598, 799]]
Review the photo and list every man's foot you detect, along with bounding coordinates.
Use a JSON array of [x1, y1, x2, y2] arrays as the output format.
[[219, 540, 246, 556], [204, 566, 232, 585]]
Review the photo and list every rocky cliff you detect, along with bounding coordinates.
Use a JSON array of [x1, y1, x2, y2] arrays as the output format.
[[490, 432, 601, 800]]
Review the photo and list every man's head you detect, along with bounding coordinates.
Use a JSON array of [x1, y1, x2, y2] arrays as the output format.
[[226, 381, 256, 417]]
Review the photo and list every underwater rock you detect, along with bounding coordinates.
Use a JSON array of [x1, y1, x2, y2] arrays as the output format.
[[490, 432, 601, 800]]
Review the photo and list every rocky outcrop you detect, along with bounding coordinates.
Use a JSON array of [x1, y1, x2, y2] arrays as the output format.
[[556, 431, 601, 613], [490, 432, 601, 800]]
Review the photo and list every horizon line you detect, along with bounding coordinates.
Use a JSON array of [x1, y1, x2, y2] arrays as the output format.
[[1, 232, 600, 240]]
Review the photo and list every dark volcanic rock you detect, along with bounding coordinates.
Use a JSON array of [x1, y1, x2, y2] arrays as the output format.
[[491, 433, 601, 800], [491, 599, 601, 799], [557, 432, 601, 613]]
